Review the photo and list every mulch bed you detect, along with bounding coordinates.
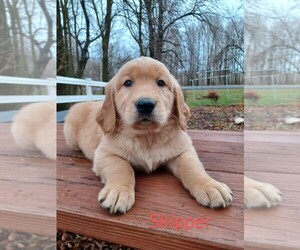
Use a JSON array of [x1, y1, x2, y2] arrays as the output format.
[[187, 105, 244, 131], [57, 231, 135, 250], [187, 104, 300, 131], [245, 104, 300, 131], [0, 229, 55, 250], [0, 229, 134, 250]]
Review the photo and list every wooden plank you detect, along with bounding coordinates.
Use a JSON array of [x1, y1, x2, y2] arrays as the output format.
[[245, 130, 300, 143], [57, 120, 244, 249], [0, 123, 56, 236], [244, 130, 300, 249], [57, 123, 300, 249], [0, 123, 46, 158], [245, 153, 300, 174], [244, 137, 300, 174], [245, 172, 300, 249], [57, 156, 243, 249], [0, 155, 56, 235]]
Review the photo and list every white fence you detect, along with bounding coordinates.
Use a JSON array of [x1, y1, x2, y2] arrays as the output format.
[[56, 76, 106, 121], [56, 76, 106, 103], [0, 76, 56, 103], [1, 74, 298, 122], [0, 76, 107, 122]]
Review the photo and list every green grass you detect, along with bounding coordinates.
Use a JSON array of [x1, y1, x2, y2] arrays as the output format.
[[183, 88, 300, 108], [244, 89, 300, 106], [184, 89, 244, 108]]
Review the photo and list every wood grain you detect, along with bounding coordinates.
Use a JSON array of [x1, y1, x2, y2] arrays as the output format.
[[244, 130, 300, 250], [0, 123, 56, 236], [57, 124, 244, 250]]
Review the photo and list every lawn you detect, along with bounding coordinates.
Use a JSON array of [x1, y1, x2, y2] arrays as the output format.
[[183, 89, 243, 108], [244, 89, 300, 106], [183, 88, 300, 108]]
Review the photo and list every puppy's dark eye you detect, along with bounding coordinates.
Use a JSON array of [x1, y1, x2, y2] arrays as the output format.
[[124, 80, 133, 87], [157, 79, 165, 87]]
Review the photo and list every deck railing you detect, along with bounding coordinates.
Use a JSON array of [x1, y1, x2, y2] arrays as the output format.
[[0, 76, 56, 122], [0, 76, 56, 104], [1, 74, 298, 122], [0, 76, 107, 122], [56, 76, 106, 103]]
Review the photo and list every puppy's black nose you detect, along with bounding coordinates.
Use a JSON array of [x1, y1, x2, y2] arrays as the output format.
[[136, 98, 155, 114]]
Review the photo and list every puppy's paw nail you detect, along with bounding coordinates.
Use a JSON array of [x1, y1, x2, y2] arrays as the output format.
[[116, 209, 125, 214], [98, 185, 135, 214], [192, 180, 232, 209]]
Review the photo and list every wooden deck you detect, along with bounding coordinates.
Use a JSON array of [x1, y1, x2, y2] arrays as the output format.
[[0, 123, 56, 236], [2, 121, 299, 249], [244, 131, 300, 250], [57, 124, 244, 250]]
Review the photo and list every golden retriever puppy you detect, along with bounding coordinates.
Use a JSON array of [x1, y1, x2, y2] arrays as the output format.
[[64, 57, 233, 213], [244, 176, 282, 208], [11, 101, 56, 160]]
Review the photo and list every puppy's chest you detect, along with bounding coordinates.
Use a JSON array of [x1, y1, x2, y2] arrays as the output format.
[[124, 138, 174, 173]]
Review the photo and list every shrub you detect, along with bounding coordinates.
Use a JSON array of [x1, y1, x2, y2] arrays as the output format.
[[244, 91, 260, 102], [207, 91, 220, 104]]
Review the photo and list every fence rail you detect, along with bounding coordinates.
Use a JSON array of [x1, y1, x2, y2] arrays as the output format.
[[56, 76, 106, 103], [1, 74, 299, 122], [0, 76, 56, 104], [0, 76, 107, 122]]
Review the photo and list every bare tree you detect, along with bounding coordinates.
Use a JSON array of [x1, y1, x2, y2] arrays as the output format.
[[121, 0, 220, 62], [57, 0, 115, 81], [91, 0, 114, 82], [0, 0, 55, 77], [0, 0, 13, 75]]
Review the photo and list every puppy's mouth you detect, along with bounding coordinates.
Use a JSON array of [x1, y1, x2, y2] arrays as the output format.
[[133, 116, 159, 129], [137, 116, 154, 125]]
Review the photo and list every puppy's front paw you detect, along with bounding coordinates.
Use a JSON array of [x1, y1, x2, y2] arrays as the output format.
[[245, 181, 282, 208], [191, 179, 233, 209], [98, 184, 135, 213]]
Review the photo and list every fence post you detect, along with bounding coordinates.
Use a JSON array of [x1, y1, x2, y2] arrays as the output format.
[[85, 78, 93, 100], [226, 75, 230, 100], [271, 74, 277, 99], [46, 78, 56, 97]]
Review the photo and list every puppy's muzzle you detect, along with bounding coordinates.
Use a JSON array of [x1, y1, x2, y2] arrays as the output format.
[[136, 98, 155, 115]]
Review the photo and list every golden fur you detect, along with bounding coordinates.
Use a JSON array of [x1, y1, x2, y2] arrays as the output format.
[[244, 176, 282, 208], [11, 101, 56, 160], [64, 57, 233, 213]]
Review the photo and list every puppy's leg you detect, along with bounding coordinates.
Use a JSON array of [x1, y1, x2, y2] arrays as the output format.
[[93, 153, 135, 213], [244, 176, 282, 208], [63, 120, 80, 151], [168, 150, 233, 208]]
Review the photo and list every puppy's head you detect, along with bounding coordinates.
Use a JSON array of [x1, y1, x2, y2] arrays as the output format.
[[97, 57, 190, 134]]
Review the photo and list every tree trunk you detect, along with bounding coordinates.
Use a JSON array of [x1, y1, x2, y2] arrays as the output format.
[[156, 0, 164, 61], [144, 0, 155, 58], [57, 0, 66, 76], [31, 0, 54, 78], [0, 1, 13, 75], [102, 0, 113, 82]]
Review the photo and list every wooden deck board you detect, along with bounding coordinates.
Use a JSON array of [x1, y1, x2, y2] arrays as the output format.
[[0, 123, 56, 236], [57, 124, 244, 249], [244, 130, 300, 250], [3, 120, 298, 249]]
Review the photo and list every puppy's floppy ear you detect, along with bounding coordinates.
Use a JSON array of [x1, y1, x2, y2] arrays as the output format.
[[173, 79, 190, 131], [96, 80, 117, 134]]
